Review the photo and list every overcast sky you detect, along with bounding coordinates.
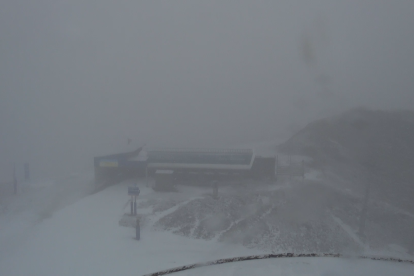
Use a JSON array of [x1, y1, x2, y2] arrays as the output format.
[[1, 1, 414, 179]]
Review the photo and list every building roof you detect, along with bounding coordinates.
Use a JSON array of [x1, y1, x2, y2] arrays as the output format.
[[145, 148, 255, 170]]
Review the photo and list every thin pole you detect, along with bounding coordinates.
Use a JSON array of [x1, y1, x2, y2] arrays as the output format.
[[145, 167, 148, 187], [358, 181, 371, 238], [134, 196, 137, 215], [13, 163, 17, 195], [130, 195, 133, 215], [302, 160, 305, 183]]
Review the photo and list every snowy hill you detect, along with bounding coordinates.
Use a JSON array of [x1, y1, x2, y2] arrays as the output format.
[[279, 108, 414, 213], [153, 183, 358, 253], [1, 179, 413, 276]]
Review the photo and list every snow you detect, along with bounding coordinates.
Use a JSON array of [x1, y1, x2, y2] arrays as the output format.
[[0, 179, 259, 276], [0, 176, 413, 276], [171, 257, 414, 276]]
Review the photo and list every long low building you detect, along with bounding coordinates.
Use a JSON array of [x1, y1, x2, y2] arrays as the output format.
[[94, 147, 275, 190], [146, 148, 255, 170]]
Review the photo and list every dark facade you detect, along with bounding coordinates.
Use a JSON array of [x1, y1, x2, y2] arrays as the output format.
[[94, 147, 275, 190]]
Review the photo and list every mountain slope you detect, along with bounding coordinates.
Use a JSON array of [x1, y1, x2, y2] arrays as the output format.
[[279, 108, 414, 213]]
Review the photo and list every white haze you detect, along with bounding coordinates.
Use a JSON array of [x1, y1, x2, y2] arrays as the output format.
[[1, 0, 414, 179]]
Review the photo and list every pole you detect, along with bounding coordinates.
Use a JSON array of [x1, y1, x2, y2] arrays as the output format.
[[145, 167, 148, 187], [136, 218, 140, 240], [133, 196, 137, 215], [275, 155, 278, 183], [213, 181, 218, 199], [302, 160, 305, 183], [358, 181, 371, 238], [130, 196, 133, 215], [13, 163, 17, 195]]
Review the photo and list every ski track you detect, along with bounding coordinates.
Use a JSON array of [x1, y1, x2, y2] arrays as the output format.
[[212, 216, 245, 243], [150, 197, 203, 228], [330, 213, 367, 250]]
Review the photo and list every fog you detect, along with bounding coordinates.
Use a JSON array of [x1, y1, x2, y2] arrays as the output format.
[[1, 1, 414, 179]]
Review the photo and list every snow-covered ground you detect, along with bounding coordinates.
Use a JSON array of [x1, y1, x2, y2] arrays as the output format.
[[0, 178, 260, 276], [0, 172, 95, 260], [171, 257, 414, 276], [0, 176, 413, 275]]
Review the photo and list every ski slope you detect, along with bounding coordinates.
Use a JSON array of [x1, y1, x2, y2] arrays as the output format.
[[0, 178, 413, 275], [0, 179, 259, 276]]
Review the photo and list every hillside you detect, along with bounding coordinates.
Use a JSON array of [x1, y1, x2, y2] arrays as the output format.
[[279, 108, 414, 213], [2, 109, 414, 275], [2, 180, 413, 276]]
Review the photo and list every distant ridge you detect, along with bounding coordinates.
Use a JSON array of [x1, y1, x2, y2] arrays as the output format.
[[279, 108, 414, 212]]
